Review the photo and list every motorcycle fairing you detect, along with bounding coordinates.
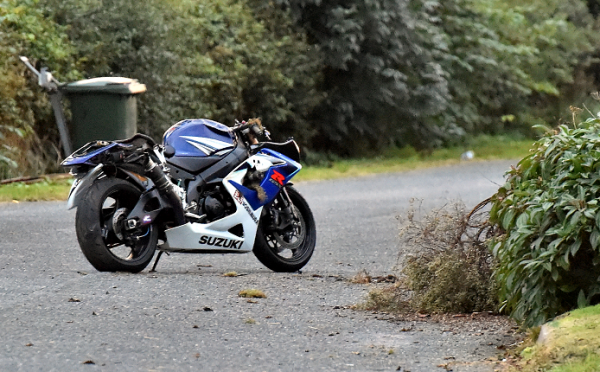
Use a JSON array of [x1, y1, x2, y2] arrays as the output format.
[[162, 165, 263, 253], [163, 119, 235, 158], [161, 149, 298, 252], [229, 149, 301, 210], [62, 142, 119, 166]]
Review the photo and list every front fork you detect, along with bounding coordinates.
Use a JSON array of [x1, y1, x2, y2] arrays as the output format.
[[265, 187, 297, 231]]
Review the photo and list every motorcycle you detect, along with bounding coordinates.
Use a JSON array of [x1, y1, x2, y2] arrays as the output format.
[[61, 118, 316, 273]]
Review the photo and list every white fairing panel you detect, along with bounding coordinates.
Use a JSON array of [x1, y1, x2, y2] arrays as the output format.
[[163, 156, 270, 252]]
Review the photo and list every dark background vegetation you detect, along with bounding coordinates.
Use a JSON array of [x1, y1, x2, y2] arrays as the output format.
[[2, 0, 600, 178]]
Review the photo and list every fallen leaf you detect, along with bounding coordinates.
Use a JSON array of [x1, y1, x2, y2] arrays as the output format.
[[238, 289, 266, 298], [25, 343, 33, 347]]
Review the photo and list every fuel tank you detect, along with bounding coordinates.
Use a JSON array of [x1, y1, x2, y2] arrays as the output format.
[[163, 119, 236, 174]]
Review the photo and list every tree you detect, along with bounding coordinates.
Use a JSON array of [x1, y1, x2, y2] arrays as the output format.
[[42, 0, 322, 145], [275, 0, 452, 154], [0, 0, 79, 179], [436, 0, 593, 137]]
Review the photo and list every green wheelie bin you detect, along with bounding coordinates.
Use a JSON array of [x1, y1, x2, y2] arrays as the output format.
[[62, 77, 146, 149]]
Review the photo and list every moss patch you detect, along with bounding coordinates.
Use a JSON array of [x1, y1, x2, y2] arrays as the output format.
[[511, 304, 600, 371]]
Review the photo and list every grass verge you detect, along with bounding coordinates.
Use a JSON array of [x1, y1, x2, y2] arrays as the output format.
[[511, 304, 600, 372], [0, 177, 73, 203], [295, 135, 532, 181]]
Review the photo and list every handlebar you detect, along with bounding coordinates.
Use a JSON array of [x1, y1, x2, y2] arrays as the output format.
[[232, 119, 264, 135]]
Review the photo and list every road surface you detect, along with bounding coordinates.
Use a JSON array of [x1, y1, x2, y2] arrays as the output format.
[[0, 160, 517, 371]]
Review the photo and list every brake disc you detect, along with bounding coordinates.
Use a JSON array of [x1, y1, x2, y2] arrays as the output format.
[[272, 206, 306, 252], [112, 208, 129, 241]]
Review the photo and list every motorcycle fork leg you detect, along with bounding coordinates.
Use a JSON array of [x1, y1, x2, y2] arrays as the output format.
[[280, 187, 298, 220]]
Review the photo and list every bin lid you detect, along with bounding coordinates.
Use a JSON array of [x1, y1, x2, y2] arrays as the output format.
[[62, 77, 146, 95]]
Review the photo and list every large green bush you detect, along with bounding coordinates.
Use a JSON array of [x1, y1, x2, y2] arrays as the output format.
[[0, 0, 79, 179], [275, 0, 595, 152], [42, 0, 321, 144], [437, 0, 594, 138], [490, 117, 600, 327]]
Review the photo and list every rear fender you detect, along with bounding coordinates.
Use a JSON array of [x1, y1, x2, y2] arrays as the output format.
[[67, 164, 104, 210], [66, 165, 149, 210]]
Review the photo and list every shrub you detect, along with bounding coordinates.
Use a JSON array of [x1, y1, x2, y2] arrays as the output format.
[[400, 201, 498, 314], [490, 116, 600, 327], [357, 200, 498, 314], [43, 0, 322, 145], [0, 0, 80, 179]]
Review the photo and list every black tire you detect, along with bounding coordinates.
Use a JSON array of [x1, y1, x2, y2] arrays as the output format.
[[253, 186, 316, 272], [75, 177, 158, 273]]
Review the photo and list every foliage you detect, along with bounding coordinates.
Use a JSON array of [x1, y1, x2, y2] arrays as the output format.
[[400, 200, 498, 313], [2, 0, 598, 180], [276, 0, 451, 153], [0, 0, 80, 179], [357, 200, 498, 314], [42, 0, 322, 145], [436, 0, 593, 137], [355, 284, 405, 312], [269, 0, 594, 153], [490, 117, 600, 327]]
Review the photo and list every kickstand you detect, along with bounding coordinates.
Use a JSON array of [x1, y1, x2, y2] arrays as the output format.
[[149, 251, 168, 272]]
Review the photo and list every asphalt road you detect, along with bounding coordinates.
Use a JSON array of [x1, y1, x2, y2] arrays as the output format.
[[0, 160, 517, 372]]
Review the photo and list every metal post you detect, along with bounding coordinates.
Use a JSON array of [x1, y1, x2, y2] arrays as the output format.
[[49, 93, 72, 156], [19, 56, 73, 157]]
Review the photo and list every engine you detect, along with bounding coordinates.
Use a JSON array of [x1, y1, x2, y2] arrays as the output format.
[[192, 185, 236, 223]]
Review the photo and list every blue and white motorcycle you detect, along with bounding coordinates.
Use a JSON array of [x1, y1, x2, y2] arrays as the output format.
[[61, 118, 316, 273]]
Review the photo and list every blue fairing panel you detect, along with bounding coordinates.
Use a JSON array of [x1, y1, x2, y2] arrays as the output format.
[[163, 119, 235, 158], [62, 143, 118, 166], [229, 149, 301, 210]]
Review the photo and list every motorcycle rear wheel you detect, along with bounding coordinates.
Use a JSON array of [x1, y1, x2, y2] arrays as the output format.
[[75, 177, 158, 272], [253, 186, 316, 272]]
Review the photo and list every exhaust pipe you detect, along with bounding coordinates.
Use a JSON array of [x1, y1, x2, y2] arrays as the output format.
[[145, 159, 186, 226]]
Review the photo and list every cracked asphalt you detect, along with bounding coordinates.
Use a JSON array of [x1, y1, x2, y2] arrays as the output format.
[[0, 160, 518, 371]]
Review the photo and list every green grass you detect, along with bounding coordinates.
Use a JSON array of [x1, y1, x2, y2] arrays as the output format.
[[0, 178, 73, 203], [511, 304, 600, 372], [295, 135, 532, 181], [0, 135, 533, 202]]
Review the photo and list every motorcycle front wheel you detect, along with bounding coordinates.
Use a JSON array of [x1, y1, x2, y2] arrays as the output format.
[[253, 186, 316, 272], [75, 177, 158, 272]]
